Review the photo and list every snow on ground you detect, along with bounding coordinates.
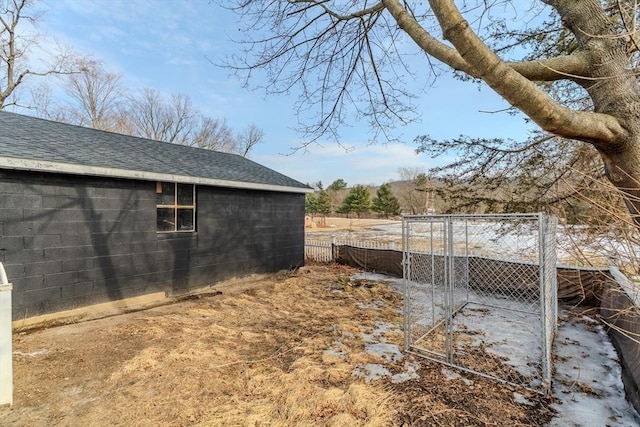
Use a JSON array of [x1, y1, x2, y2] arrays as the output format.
[[315, 219, 640, 424], [313, 217, 640, 268], [550, 314, 639, 427], [346, 272, 640, 426]]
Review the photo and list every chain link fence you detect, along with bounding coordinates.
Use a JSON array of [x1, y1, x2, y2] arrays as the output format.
[[402, 214, 557, 393]]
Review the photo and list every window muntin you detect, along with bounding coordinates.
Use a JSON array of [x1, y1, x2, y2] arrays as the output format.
[[156, 182, 195, 232]]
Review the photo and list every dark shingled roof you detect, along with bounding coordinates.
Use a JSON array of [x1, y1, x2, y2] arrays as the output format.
[[0, 111, 311, 193]]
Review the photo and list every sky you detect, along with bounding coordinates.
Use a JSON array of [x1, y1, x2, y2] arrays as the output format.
[[16, 0, 536, 187]]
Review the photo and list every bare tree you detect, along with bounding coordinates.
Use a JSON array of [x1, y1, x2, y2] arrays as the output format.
[[235, 123, 264, 157], [124, 88, 264, 157], [125, 88, 196, 144], [221, 0, 640, 228], [187, 116, 235, 151], [1, 0, 82, 109], [395, 167, 430, 214], [28, 80, 67, 121], [62, 60, 125, 131]]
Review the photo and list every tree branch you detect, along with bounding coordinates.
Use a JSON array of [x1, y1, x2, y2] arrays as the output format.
[[292, 0, 385, 21], [507, 53, 590, 81], [382, 0, 475, 76], [424, 0, 626, 146]]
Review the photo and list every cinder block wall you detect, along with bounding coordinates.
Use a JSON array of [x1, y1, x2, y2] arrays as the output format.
[[0, 170, 305, 320]]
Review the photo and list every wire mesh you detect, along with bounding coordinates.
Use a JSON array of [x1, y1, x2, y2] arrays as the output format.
[[403, 214, 558, 393]]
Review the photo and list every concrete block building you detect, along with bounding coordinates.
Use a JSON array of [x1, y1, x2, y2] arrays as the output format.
[[0, 111, 311, 321]]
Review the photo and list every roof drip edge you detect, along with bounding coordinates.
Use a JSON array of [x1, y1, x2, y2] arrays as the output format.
[[0, 157, 313, 194]]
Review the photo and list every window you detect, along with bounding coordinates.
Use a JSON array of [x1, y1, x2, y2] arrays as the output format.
[[156, 182, 195, 232]]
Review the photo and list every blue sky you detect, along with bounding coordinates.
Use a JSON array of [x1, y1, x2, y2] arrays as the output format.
[[27, 0, 534, 187]]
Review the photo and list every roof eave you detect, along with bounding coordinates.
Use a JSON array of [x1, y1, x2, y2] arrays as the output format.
[[0, 156, 314, 194]]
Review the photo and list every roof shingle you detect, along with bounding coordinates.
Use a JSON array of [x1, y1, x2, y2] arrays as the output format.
[[0, 111, 311, 193]]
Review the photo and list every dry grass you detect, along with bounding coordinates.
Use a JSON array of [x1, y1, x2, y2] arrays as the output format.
[[0, 264, 551, 426]]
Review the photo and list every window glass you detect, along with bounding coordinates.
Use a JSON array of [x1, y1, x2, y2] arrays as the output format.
[[157, 182, 175, 206], [177, 183, 194, 205], [157, 208, 176, 232], [177, 209, 194, 231]]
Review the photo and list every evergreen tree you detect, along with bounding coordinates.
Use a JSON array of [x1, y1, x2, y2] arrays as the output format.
[[340, 185, 371, 218], [372, 183, 401, 217], [305, 193, 318, 216], [306, 182, 331, 225], [327, 179, 347, 192], [326, 179, 347, 214], [316, 188, 331, 222]]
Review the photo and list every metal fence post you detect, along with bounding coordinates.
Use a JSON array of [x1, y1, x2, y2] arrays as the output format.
[[330, 236, 336, 263], [0, 262, 12, 406], [402, 217, 410, 352]]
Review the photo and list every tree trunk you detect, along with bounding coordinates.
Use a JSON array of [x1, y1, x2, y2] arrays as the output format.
[[599, 145, 640, 228], [549, 0, 640, 228]]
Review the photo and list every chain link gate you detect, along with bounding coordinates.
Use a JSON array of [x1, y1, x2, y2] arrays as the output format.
[[402, 214, 557, 392]]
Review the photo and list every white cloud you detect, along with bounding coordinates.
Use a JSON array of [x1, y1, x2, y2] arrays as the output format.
[[32, 0, 535, 188], [255, 142, 436, 187]]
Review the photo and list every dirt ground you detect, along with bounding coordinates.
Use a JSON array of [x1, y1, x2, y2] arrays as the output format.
[[0, 263, 552, 426]]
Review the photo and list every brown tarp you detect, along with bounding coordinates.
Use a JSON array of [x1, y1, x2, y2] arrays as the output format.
[[556, 267, 616, 306], [600, 272, 640, 414], [335, 246, 403, 277], [335, 245, 613, 306]]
